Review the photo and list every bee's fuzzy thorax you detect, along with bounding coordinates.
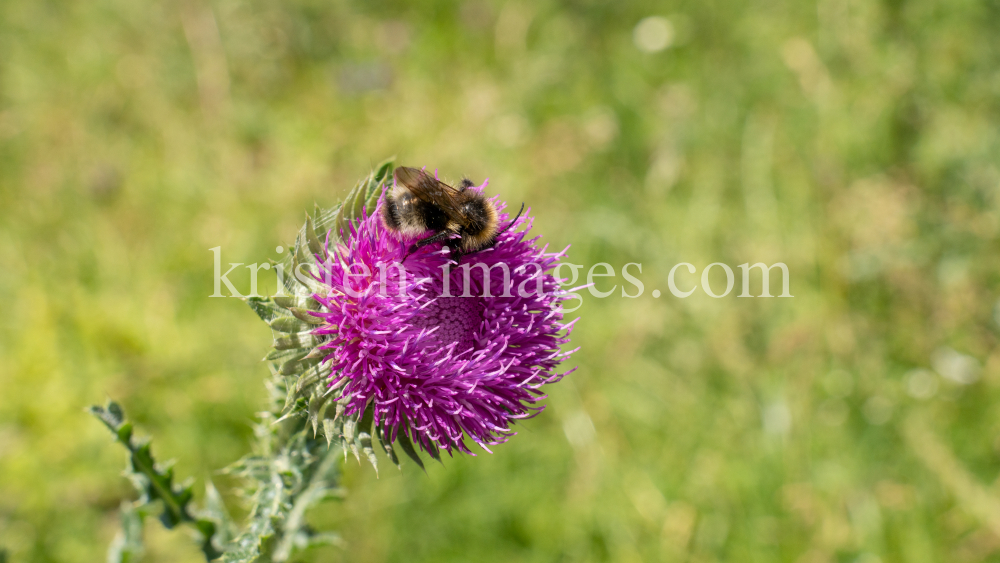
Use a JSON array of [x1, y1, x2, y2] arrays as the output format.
[[458, 197, 499, 252]]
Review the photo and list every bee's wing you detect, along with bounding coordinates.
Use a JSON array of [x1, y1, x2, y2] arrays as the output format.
[[393, 167, 469, 226]]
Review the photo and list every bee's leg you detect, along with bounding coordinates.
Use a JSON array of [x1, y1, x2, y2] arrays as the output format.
[[447, 242, 465, 264], [403, 230, 453, 260], [457, 178, 474, 191], [413, 230, 453, 249]]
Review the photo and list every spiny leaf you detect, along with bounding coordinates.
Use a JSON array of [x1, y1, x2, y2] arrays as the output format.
[[90, 401, 223, 561], [192, 520, 219, 560], [272, 442, 343, 561], [225, 427, 345, 562], [91, 402, 124, 429], [201, 480, 237, 552]]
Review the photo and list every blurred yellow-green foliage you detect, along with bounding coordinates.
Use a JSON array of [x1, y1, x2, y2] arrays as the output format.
[[3, 0, 1000, 561]]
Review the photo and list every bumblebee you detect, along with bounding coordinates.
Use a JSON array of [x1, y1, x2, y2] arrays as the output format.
[[381, 166, 522, 262]]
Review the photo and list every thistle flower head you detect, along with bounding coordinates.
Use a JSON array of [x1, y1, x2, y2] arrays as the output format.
[[310, 183, 577, 456]]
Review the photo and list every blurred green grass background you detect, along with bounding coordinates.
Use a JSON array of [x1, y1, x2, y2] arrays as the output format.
[[2, 0, 1000, 561]]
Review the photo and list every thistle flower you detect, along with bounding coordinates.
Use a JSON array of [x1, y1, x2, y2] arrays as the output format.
[[310, 182, 577, 456]]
